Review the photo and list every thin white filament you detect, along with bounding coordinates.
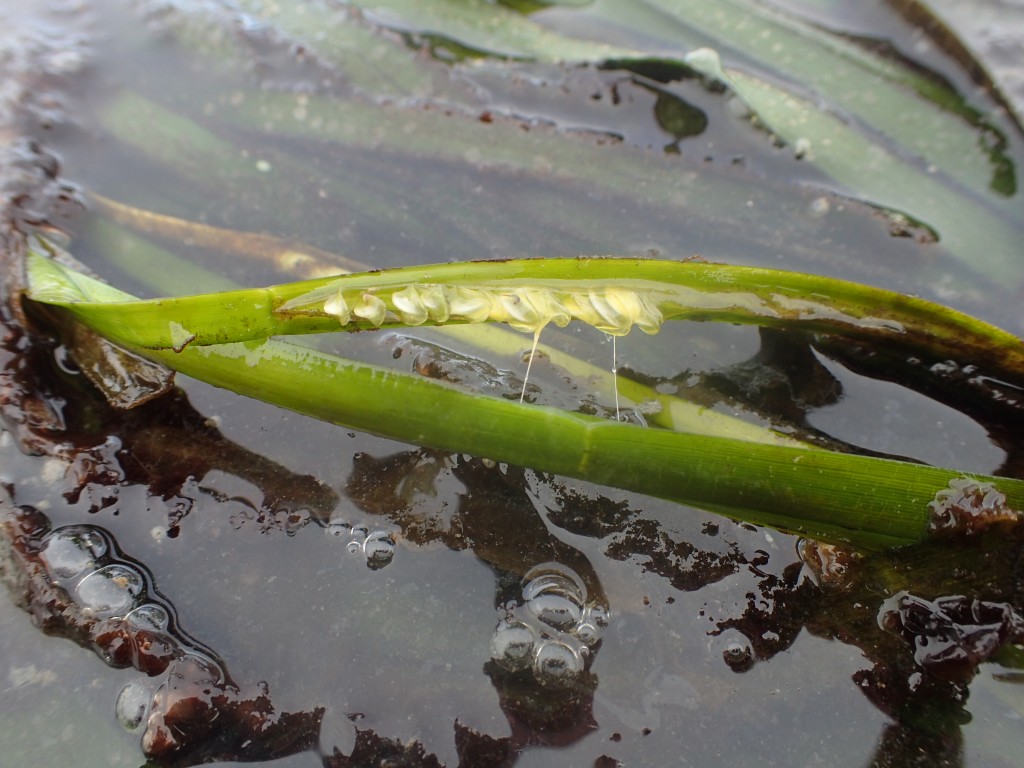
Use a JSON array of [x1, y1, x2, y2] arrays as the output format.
[[520, 326, 544, 404], [611, 334, 620, 421]]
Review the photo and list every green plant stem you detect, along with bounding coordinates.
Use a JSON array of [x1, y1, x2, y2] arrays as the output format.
[[29, 252, 1024, 387], [25, 247, 1024, 550]]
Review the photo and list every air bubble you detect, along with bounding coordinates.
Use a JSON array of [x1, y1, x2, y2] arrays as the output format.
[[326, 521, 351, 537], [115, 680, 152, 731], [721, 637, 754, 672], [527, 591, 582, 629], [574, 620, 601, 646], [343, 522, 369, 554], [573, 605, 609, 646], [362, 531, 396, 570], [793, 137, 813, 159], [40, 526, 107, 580], [126, 603, 170, 631], [335, 523, 396, 569], [533, 640, 584, 687], [522, 565, 586, 630], [75, 563, 145, 618], [490, 620, 537, 672], [808, 196, 830, 217]]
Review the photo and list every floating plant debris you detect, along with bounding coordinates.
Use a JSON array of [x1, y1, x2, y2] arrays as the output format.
[[796, 538, 862, 587], [927, 477, 1024, 537], [878, 591, 1024, 683]]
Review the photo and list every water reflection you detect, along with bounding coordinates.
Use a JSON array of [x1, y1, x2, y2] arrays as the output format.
[[345, 450, 609, 755], [342, 444, 1024, 767], [700, 527, 1024, 768], [1, 356, 1023, 766]]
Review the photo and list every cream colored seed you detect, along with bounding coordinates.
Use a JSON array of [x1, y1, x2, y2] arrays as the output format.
[[528, 289, 571, 328], [605, 288, 645, 325], [633, 294, 664, 334], [391, 286, 428, 326], [320, 283, 664, 335], [353, 293, 388, 327], [420, 285, 450, 322], [588, 289, 633, 335], [323, 290, 351, 324], [446, 286, 493, 323], [497, 290, 546, 333], [561, 292, 605, 330]]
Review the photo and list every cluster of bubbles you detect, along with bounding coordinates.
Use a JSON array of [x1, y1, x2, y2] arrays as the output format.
[[489, 563, 609, 688], [36, 524, 223, 733], [40, 525, 146, 619], [927, 477, 1022, 537], [326, 520, 396, 570]]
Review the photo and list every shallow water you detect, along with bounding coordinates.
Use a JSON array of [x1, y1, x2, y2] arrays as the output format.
[[1, 1, 1024, 766]]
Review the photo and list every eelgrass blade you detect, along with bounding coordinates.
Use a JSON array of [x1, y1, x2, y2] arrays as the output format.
[[90, 194, 359, 279], [682, 48, 1023, 283], [84, 215, 238, 296], [94, 90, 834, 273], [28, 246, 1024, 391], [25, 245, 1024, 550]]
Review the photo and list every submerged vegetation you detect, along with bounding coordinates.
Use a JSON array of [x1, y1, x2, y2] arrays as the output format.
[[2, 0, 1024, 766]]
